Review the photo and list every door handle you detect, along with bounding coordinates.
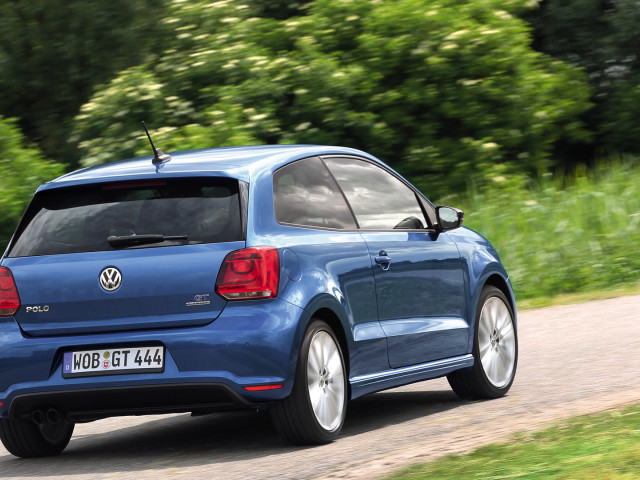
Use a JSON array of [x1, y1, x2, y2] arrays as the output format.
[[375, 251, 391, 270]]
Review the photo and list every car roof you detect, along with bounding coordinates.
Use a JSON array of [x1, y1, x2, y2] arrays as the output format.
[[40, 145, 378, 191]]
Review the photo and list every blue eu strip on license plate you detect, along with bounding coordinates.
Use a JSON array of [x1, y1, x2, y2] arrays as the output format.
[[62, 346, 165, 378]]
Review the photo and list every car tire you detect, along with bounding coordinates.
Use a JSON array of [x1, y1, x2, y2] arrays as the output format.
[[447, 285, 518, 399], [0, 417, 74, 458], [271, 319, 347, 445]]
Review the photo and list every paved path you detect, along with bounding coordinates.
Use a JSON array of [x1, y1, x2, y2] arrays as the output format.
[[2, 295, 639, 479]]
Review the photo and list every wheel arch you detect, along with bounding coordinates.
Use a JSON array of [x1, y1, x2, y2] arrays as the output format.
[[484, 274, 516, 322], [286, 294, 353, 391], [465, 269, 517, 353], [309, 307, 351, 380]]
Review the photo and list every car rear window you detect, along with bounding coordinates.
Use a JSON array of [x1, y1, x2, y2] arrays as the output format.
[[8, 178, 243, 257]]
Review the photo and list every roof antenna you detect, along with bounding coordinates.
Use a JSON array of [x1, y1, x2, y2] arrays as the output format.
[[142, 121, 171, 164]]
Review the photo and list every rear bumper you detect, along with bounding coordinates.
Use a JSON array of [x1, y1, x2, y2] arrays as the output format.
[[9, 383, 253, 422], [0, 298, 304, 420]]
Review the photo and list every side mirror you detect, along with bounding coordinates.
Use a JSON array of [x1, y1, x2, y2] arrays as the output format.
[[436, 206, 464, 232]]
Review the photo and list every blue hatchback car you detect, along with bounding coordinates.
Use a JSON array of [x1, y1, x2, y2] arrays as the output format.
[[0, 145, 517, 457]]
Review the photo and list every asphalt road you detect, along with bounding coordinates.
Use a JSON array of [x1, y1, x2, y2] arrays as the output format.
[[2, 295, 639, 480]]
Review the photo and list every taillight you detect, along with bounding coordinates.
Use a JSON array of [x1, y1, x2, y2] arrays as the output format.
[[215, 247, 279, 300], [0, 267, 20, 316]]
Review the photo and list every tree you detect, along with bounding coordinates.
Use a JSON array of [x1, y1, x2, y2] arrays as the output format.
[[72, 0, 592, 197], [0, 0, 166, 167], [0, 117, 65, 251], [525, 0, 640, 160]]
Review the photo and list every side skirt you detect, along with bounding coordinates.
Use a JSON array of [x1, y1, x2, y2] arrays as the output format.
[[349, 354, 474, 400]]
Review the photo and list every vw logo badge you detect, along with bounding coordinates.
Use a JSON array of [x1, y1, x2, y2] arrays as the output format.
[[99, 267, 122, 292]]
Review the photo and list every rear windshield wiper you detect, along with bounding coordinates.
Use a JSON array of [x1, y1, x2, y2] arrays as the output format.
[[107, 234, 188, 248]]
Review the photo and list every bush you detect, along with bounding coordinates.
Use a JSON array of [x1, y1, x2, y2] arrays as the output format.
[[0, 117, 65, 251]]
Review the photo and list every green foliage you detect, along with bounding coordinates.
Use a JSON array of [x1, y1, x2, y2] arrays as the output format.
[[600, 75, 640, 154], [440, 159, 640, 299], [0, 117, 65, 250], [387, 404, 640, 480], [72, 0, 592, 197], [246, 0, 312, 19], [0, 0, 166, 166], [526, 0, 640, 158]]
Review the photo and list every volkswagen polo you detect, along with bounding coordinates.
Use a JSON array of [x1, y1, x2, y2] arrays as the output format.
[[0, 145, 517, 457]]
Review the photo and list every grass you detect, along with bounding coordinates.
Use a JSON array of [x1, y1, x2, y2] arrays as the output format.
[[439, 159, 640, 300], [386, 404, 640, 480], [516, 282, 640, 310]]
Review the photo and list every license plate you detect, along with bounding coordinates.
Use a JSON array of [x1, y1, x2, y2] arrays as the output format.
[[62, 346, 165, 378]]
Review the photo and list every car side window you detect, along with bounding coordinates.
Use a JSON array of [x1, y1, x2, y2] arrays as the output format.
[[273, 157, 357, 229], [323, 157, 428, 230]]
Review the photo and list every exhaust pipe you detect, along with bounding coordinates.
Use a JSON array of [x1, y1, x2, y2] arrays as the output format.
[[46, 408, 62, 424], [31, 410, 45, 425]]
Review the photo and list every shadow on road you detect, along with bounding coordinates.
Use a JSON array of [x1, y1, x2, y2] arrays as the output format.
[[0, 389, 465, 477]]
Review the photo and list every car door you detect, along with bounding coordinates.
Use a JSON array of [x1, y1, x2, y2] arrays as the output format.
[[323, 156, 469, 368]]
